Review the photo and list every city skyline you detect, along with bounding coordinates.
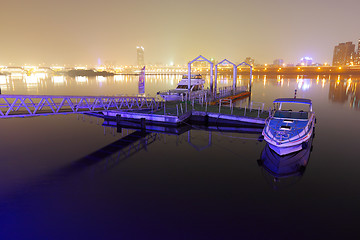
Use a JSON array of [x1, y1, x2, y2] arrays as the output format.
[[1, 0, 359, 66]]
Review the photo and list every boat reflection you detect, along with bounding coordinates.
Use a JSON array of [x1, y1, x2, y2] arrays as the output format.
[[257, 136, 314, 190]]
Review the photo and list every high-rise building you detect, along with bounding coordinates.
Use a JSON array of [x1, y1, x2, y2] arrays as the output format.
[[136, 46, 145, 67], [273, 59, 284, 67], [355, 39, 360, 65], [299, 57, 313, 66], [332, 42, 355, 66]]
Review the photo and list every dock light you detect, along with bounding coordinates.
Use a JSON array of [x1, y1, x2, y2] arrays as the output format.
[[318, 67, 321, 70], [339, 67, 342, 70]]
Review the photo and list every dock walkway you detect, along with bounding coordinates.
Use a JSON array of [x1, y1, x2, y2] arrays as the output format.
[[95, 101, 269, 129]]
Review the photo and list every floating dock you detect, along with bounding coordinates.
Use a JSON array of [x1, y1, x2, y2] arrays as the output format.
[[209, 91, 251, 105], [89, 101, 268, 131]]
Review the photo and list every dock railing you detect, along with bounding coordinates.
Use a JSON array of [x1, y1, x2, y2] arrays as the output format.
[[215, 86, 247, 100]]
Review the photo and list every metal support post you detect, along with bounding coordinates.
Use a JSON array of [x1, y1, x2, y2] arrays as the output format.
[[233, 66, 237, 91], [164, 101, 166, 115], [116, 114, 122, 133], [210, 62, 214, 93], [140, 118, 146, 131], [188, 64, 191, 101]]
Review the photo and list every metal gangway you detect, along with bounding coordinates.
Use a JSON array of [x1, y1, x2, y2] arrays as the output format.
[[0, 94, 160, 118]]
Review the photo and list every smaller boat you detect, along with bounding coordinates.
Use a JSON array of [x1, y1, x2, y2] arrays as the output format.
[[157, 74, 206, 101], [262, 97, 315, 155]]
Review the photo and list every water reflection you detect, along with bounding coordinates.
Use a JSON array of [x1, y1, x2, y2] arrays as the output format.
[[327, 77, 360, 109], [2, 73, 360, 112], [75, 76, 88, 83], [52, 76, 65, 85], [257, 137, 314, 190]]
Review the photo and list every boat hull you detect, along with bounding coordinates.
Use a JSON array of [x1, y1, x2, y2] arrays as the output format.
[[159, 93, 183, 102], [268, 143, 303, 156]]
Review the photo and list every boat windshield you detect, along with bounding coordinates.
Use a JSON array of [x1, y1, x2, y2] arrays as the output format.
[[176, 85, 189, 89], [176, 85, 202, 90], [273, 110, 308, 119], [182, 74, 202, 79]]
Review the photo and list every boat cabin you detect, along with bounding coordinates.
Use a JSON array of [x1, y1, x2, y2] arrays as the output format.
[[176, 75, 205, 91], [272, 98, 313, 120]]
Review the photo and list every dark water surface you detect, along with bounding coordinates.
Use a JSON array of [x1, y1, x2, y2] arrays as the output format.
[[0, 74, 359, 239]]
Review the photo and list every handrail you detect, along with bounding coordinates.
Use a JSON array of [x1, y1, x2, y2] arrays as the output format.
[[0, 94, 160, 118]]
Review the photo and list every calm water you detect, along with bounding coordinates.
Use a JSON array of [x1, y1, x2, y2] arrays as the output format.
[[0, 74, 360, 239]]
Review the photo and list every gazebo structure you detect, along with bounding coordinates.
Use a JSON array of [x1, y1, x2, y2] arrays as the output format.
[[187, 55, 214, 99], [237, 62, 253, 91], [214, 59, 237, 94], [187, 55, 253, 100], [215, 59, 253, 94]]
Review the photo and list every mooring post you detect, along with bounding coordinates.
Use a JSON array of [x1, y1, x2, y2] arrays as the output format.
[[116, 114, 122, 133]]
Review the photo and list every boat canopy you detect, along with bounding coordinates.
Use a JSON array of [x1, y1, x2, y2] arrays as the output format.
[[273, 98, 312, 105]]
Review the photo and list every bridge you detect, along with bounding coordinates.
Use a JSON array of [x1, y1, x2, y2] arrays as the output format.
[[0, 94, 160, 118]]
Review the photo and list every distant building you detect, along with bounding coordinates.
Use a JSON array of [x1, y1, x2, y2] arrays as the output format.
[[244, 57, 254, 66], [273, 59, 284, 67], [136, 46, 145, 67], [299, 57, 313, 66], [355, 39, 360, 65], [332, 42, 355, 66]]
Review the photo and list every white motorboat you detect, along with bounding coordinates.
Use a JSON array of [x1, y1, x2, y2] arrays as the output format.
[[157, 74, 206, 101], [262, 98, 316, 156]]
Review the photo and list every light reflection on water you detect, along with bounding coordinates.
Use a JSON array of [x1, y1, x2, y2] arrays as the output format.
[[0, 74, 359, 239]]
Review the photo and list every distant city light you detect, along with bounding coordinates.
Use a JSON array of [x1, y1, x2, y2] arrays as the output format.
[[75, 66, 87, 70]]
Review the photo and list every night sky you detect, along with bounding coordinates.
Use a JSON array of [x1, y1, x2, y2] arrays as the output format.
[[1, 0, 359, 66]]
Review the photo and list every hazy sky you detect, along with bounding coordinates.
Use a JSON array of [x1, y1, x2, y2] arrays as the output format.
[[1, 0, 359, 66]]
